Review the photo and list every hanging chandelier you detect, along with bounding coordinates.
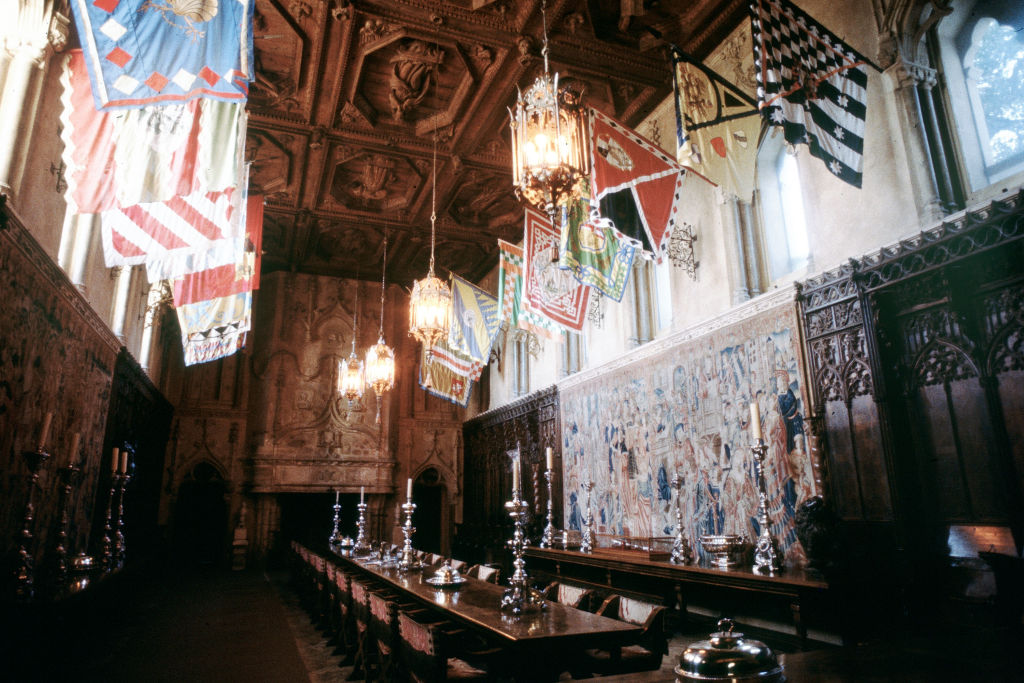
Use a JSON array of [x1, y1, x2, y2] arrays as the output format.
[[408, 125, 451, 351], [338, 285, 365, 402], [366, 232, 395, 424], [509, 0, 590, 219]]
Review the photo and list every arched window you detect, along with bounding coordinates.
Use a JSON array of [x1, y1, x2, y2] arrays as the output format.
[[757, 132, 810, 281], [934, 2, 1024, 192]]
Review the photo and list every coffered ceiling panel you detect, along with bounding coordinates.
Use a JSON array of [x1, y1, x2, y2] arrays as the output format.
[[247, 0, 747, 287]]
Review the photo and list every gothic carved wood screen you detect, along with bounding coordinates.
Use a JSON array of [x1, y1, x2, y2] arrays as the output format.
[[458, 386, 561, 565], [800, 190, 1024, 565]]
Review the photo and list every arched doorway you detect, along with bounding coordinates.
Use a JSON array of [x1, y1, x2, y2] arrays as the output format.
[[172, 462, 228, 566], [411, 468, 449, 556]]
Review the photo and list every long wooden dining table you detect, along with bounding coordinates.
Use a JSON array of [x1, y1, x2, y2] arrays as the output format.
[[328, 549, 643, 681]]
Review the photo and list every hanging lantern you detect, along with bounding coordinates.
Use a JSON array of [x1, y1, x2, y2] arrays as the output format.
[[510, 0, 590, 218], [408, 131, 452, 351], [338, 296, 364, 402], [366, 233, 396, 424]]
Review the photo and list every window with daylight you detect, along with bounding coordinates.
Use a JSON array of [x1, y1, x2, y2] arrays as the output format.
[[935, 2, 1024, 192], [561, 330, 582, 377], [627, 257, 657, 347], [757, 130, 810, 281], [511, 332, 530, 397]]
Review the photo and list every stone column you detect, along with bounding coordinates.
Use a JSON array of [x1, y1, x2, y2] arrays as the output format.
[[884, 57, 945, 224]]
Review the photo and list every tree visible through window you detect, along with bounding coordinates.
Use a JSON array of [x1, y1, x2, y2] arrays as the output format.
[[966, 19, 1024, 169]]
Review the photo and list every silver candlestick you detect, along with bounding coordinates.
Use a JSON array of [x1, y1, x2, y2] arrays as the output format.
[[669, 473, 694, 565], [752, 439, 782, 575], [580, 480, 595, 554], [52, 462, 82, 592], [500, 487, 545, 614], [353, 500, 370, 555], [113, 470, 130, 570], [329, 495, 343, 547], [399, 498, 417, 572], [100, 473, 116, 574], [14, 447, 49, 602], [540, 468, 555, 548]]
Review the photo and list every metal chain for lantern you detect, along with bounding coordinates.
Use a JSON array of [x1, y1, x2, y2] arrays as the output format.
[[408, 53, 451, 380], [365, 231, 395, 424]]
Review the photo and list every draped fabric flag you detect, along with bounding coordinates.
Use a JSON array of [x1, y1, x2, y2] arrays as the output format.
[[672, 48, 761, 202], [172, 194, 264, 306], [69, 0, 254, 110], [419, 340, 477, 408], [100, 189, 246, 281], [61, 50, 246, 213], [497, 239, 523, 329], [448, 274, 501, 364], [589, 107, 692, 263], [559, 185, 638, 303], [523, 207, 590, 334], [751, 0, 869, 187], [175, 290, 252, 366]]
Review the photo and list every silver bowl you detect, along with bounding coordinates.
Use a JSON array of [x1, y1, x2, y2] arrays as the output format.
[[699, 534, 746, 568]]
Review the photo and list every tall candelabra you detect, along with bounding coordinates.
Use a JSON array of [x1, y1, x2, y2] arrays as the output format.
[[399, 497, 417, 572], [329, 496, 343, 547], [670, 473, 694, 565], [14, 447, 50, 601], [540, 468, 555, 548], [353, 500, 370, 554], [580, 481, 595, 554], [100, 472, 116, 573], [500, 487, 545, 614], [52, 462, 82, 591], [113, 470, 130, 570], [751, 439, 782, 575]]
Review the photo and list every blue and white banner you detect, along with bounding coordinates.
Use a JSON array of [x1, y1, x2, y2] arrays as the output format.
[[70, 0, 254, 110]]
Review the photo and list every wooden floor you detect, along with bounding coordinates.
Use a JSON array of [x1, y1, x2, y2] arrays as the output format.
[[3, 560, 1018, 682]]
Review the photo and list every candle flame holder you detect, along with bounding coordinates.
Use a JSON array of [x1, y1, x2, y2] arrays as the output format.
[[113, 470, 131, 571], [14, 447, 49, 602], [580, 480, 595, 554], [670, 473, 694, 565], [353, 501, 371, 555], [540, 468, 555, 548], [329, 498, 343, 547], [52, 462, 82, 593], [399, 499, 418, 572], [500, 487, 545, 614], [752, 439, 782, 575]]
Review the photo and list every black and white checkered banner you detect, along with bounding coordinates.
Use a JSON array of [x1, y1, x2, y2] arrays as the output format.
[[751, 0, 868, 188]]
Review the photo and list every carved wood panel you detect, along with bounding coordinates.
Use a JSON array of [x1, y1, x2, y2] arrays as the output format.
[[458, 385, 560, 564]]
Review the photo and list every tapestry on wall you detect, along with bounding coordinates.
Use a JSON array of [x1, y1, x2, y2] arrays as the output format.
[[560, 297, 816, 565]]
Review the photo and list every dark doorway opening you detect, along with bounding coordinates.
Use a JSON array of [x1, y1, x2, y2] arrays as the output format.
[[412, 468, 447, 555], [172, 462, 227, 566]]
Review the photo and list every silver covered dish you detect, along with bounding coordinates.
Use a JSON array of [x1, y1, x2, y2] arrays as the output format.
[[675, 618, 784, 682], [425, 560, 465, 587]]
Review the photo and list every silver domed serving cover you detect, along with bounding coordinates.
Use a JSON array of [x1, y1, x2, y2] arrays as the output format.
[[675, 618, 784, 682]]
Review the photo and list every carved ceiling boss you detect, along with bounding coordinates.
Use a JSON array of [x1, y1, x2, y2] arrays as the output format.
[[388, 40, 443, 121]]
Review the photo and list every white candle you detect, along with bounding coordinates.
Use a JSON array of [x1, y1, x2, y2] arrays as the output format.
[[406, 478, 413, 500], [545, 447, 553, 471], [120, 450, 129, 474], [512, 460, 521, 492], [750, 401, 762, 441], [38, 412, 53, 450], [360, 486, 365, 504], [68, 433, 81, 465], [335, 490, 340, 505], [111, 447, 120, 474]]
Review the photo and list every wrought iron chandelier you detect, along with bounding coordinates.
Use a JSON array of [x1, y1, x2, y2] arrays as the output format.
[[365, 232, 395, 424], [408, 126, 451, 353], [338, 284, 365, 402], [509, 0, 590, 219]]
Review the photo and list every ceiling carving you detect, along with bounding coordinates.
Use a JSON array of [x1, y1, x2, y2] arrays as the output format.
[[246, 0, 745, 286]]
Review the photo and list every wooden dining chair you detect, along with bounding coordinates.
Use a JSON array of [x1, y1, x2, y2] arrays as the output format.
[[368, 591, 401, 681], [348, 578, 375, 681], [464, 564, 501, 584], [449, 558, 468, 571], [573, 594, 668, 677], [542, 581, 596, 611], [397, 610, 490, 682]]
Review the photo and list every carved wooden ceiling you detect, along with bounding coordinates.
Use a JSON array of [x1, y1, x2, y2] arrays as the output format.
[[247, 0, 745, 286]]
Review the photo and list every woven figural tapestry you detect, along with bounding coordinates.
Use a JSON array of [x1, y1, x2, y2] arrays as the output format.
[[560, 296, 817, 565]]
